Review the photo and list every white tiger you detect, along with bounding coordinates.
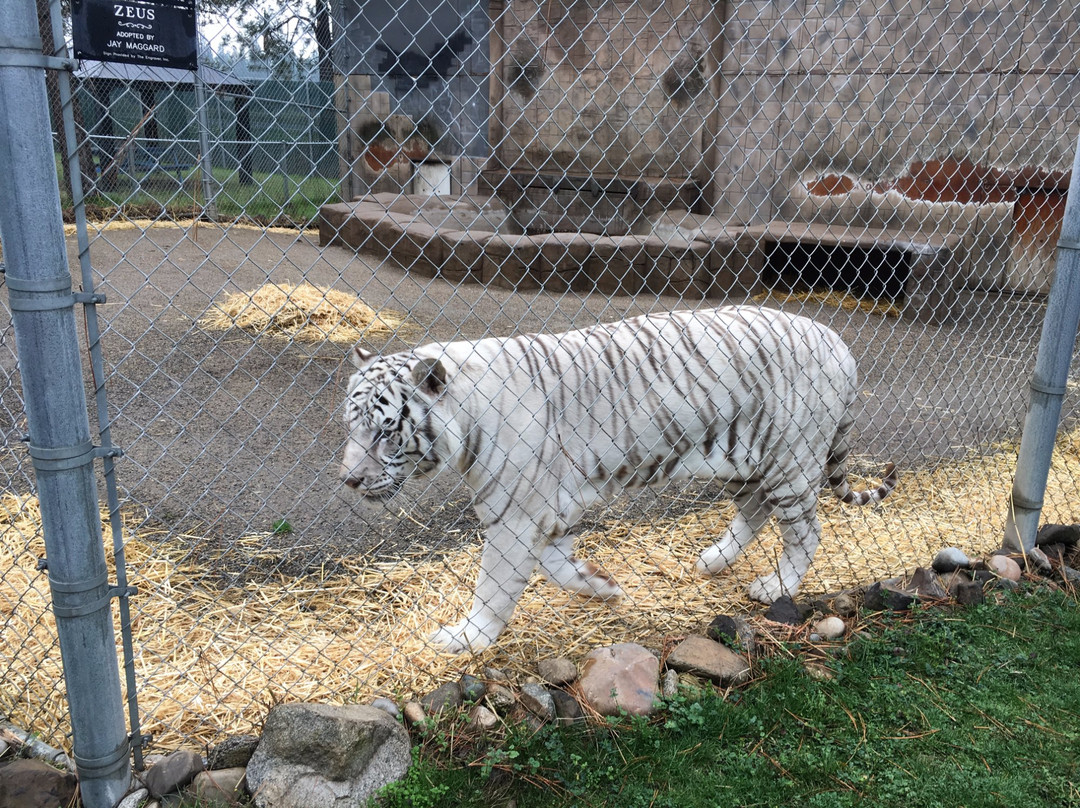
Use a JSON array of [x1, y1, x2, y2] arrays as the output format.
[[340, 306, 896, 653]]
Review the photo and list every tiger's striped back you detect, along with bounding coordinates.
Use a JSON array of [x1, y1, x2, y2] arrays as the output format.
[[341, 306, 896, 652]]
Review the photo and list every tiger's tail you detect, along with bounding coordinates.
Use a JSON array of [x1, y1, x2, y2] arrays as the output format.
[[826, 419, 897, 505]]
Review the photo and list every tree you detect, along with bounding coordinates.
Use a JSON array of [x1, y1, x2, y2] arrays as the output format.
[[212, 0, 334, 82]]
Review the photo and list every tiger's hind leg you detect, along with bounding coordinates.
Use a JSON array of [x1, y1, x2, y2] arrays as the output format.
[[538, 532, 623, 600], [747, 491, 821, 603], [697, 490, 772, 576]]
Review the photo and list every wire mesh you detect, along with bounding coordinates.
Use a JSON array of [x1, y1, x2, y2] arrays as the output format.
[[3, 0, 1080, 753]]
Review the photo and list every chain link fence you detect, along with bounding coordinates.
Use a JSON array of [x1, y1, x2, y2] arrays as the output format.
[[3, 0, 1080, 756]]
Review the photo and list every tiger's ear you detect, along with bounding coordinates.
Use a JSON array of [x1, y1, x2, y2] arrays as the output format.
[[352, 346, 376, 369], [411, 357, 447, 395]]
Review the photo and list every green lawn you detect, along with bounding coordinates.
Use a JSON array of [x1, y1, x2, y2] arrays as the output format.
[[61, 162, 341, 228], [383, 587, 1080, 808]]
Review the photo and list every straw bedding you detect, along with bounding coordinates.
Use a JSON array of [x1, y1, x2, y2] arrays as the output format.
[[4, 438, 1080, 752], [198, 282, 408, 344]]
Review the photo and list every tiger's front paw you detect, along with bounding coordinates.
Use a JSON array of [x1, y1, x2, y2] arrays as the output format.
[[747, 572, 798, 604], [429, 618, 503, 654]]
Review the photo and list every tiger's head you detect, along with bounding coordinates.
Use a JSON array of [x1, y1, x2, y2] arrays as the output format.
[[340, 346, 454, 501]]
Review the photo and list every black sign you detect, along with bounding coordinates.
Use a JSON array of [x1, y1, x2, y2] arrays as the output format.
[[73, 0, 198, 70]]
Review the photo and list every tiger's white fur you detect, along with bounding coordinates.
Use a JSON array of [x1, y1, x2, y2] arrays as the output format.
[[340, 306, 896, 653]]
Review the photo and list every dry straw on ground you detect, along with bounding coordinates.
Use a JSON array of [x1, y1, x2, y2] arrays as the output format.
[[3, 437, 1080, 752], [199, 283, 409, 344], [753, 289, 903, 319]]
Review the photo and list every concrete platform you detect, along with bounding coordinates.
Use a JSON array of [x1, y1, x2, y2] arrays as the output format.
[[320, 196, 968, 323]]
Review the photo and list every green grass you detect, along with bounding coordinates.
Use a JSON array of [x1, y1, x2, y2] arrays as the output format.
[[61, 162, 341, 228], [381, 587, 1080, 808]]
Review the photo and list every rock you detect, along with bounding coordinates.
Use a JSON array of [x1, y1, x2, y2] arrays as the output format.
[[245, 703, 411, 808], [0, 759, 78, 808], [482, 667, 509, 683], [538, 657, 578, 686], [370, 697, 400, 719], [469, 705, 499, 732], [142, 750, 205, 798], [187, 768, 247, 808], [1036, 524, 1080, 547], [1059, 565, 1080, 585], [988, 554, 1022, 582], [804, 660, 834, 681], [955, 580, 985, 606], [907, 567, 949, 601], [932, 547, 971, 573], [519, 683, 556, 722], [813, 616, 846, 640], [578, 643, 660, 717], [665, 635, 751, 685], [864, 581, 917, 611], [485, 684, 516, 714], [550, 690, 584, 724], [402, 701, 427, 728], [459, 674, 486, 704], [705, 615, 739, 645], [421, 682, 462, 715], [0, 741, 7, 760], [830, 594, 858, 618], [116, 787, 149, 808], [988, 577, 1020, 593], [661, 668, 680, 699], [1025, 546, 1053, 573], [765, 596, 805, 625], [208, 735, 259, 770]]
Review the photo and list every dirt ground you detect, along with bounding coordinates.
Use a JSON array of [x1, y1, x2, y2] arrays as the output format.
[[2, 221, 1073, 568]]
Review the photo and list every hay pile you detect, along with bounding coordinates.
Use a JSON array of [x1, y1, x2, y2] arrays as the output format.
[[753, 289, 903, 319], [199, 283, 409, 344], [4, 438, 1080, 752]]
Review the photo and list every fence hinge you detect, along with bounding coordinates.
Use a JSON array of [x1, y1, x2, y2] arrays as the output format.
[[49, 573, 137, 619], [24, 439, 124, 470]]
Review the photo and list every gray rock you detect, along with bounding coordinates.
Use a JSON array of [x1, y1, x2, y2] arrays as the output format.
[[831, 594, 858, 617], [0, 740, 8, 760], [765, 596, 805, 625], [731, 615, 758, 655], [864, 581, 917, 611], [1060, 565, 1080, 585], [519, 683, 556, 722], [955, 580, 985, 606], [459, 674, 486, 704], [468, 705, 499, 732], [142, 750, 205, 798], [116, 787, 149, 808], [207, 735, 259, 770], [245, 703, 410, 808], [549, 690, 584, 724], [0, 759, 78, 808], [705, 615, 739, 645], [1036, 523, 1080, 547], [932, 547, 971, 573], [187, 768, 246, 808], [578, 643, 660, 717], [482, 667, 509, 682], [485, 683, 516, 714], [370, 697, 400, 719], [665, 635, 751, 685], [538, 657, 578, 686], [907, 567, 949, 600], [661, 668, 680, 699], [1025, 546, 1053, 573], [421, 681, 463, 715], [988, 577, 1020, 592]]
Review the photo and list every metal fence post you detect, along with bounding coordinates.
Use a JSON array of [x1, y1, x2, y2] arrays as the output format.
[[0, 1, 132, 806], [1004, 130, 1080, 552]]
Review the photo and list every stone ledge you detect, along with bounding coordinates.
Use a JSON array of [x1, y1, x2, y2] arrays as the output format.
[[321, 196, 966, 320]]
